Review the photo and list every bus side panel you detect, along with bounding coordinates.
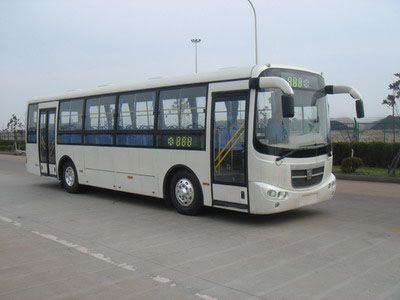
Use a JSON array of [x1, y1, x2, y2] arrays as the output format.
[[55, 145, 86, 182], [84, 146, 115, 190], [114, 147, 157, 197], [26, 143, 40, 176], [183, 150, 212, 207]]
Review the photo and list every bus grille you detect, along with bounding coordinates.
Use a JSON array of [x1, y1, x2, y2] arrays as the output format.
[[291, 166, 324, 188]]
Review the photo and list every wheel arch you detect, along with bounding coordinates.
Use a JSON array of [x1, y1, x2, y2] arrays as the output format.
[[162, 164, 202, 201], [57, 155, 73, 180]]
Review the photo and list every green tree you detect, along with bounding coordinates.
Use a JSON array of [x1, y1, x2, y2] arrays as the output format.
[[382, 73, 400, 143], [6, 114, 23, 151]]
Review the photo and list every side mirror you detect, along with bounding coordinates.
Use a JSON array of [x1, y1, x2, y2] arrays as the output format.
[[282, 95, 295, 118], [325, 85, 365, 119], [249, 77, 294, 96], [356, 100, 365, 118]]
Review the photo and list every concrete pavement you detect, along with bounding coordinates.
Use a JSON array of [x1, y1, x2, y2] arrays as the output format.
[[0, 154, 399, 300]]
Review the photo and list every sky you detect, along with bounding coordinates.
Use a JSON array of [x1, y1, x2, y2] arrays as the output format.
[[0, 0, 399, 128]]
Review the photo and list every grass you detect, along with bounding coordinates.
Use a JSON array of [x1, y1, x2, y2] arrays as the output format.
[[333, 165, 400, 178]]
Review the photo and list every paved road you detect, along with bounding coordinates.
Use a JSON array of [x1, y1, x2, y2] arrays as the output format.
[[0, 154, 399, 300]]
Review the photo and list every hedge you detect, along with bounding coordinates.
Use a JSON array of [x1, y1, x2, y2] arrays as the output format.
[[0, 140, 25, 151], [333, 142, 400, 168]]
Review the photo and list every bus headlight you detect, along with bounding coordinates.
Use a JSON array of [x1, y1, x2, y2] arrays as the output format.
[[328, 179, 336, 189], [267, 189, 288, 200], [277, 191, 287, 199]]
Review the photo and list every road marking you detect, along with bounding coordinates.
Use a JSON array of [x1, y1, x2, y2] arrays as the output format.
[[152, 275, 171, 284], [30, 231, 137, 272], [0, 215, 219, 300], [195, 293, 218, 300], [0, 216, 21, 226], [0, 214, 136, 272]]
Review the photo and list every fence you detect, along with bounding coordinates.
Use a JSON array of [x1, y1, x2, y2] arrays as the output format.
[[0, 131, 25, 142], [331, 121, 399, 143]]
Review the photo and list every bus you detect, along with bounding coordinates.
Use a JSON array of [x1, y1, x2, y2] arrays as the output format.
[[26, 64, 364, 215]]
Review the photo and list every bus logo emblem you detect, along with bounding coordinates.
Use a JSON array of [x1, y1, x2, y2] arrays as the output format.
[[306, 169, 313, 181]]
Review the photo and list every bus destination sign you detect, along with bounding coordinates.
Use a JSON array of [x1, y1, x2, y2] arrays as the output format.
[[281, 72, 320, 90]]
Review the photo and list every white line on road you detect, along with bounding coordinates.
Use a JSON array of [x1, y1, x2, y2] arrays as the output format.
[[0, 215, 219, 300], [195, 293, 219, 300], [30, 231, 137, 272], [0, 216, 21, 226]]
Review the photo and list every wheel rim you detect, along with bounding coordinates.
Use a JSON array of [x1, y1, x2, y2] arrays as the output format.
[[175, 178, 194, 207], [64, 166, 75, 187]]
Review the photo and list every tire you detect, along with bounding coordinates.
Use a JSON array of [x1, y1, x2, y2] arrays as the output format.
[[170, 170, 203, 215], [61, 160, 80, 193]]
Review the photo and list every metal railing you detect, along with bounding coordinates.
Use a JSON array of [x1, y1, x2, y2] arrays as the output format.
[[0, 131, 25, 142], [331, 120, 399, 143], [214, 124, 245, 173]]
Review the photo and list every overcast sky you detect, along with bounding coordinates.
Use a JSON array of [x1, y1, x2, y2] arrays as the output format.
[[0, 0, 399, 127]]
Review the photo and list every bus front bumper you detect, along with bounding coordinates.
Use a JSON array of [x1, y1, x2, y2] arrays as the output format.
[[249, 174, 336, 214]]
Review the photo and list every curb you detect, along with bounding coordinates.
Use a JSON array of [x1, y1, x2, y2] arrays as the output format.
[[334, 173, 400, 184]]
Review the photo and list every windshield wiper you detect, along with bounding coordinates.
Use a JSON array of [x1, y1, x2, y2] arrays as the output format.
[[299, 143, 327, 149], [275, 149, 300, 163], [275, 143, 327, 163]]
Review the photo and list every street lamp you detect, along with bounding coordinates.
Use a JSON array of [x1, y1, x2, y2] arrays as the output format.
[[246, 0, 258, 65], [191, 38, 201, 73]]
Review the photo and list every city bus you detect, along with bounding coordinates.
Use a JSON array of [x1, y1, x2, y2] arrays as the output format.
[[26, 64, 364, 215]]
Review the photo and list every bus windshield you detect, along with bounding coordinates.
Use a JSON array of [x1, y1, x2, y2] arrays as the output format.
[[255, 69, 330, 151]]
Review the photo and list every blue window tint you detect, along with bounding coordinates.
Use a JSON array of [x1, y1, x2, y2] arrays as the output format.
[[85, 96, 116, 130], [27, 130, 37, 143], [27, 104, 38, 143], [58, 99, 84, 131], [116, 134, 153, 146], [118, 92, 155, 130], [58, 133, 82, 144], [84, 134, 113, 145], [158, 86, 207, 130]]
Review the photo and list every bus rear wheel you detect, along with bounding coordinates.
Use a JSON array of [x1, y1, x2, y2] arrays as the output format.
[[61, 160, 80, 193], [170, 170, 203, 215]]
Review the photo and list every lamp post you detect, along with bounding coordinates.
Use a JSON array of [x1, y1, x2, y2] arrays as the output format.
[[246, 0, 258, 65], [191, 38, 201, 73]]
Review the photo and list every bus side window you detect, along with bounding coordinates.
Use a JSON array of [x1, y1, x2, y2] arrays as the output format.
[[58, 99, 84, 144], [84, 96, 116, 145], [158, 86, 207, 130], [118, 91, 155, 130], [27, 104, 38, 143], [116, 91, 155, 147]]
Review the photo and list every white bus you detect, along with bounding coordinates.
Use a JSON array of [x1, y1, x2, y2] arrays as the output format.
[[26, 64, 364, 215]]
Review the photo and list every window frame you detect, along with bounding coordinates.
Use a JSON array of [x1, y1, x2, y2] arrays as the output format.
[[57, 98, 85, 145], [155, 85, 208, 150], [27, 103, 39, 144], [54, 83, 209, 150]]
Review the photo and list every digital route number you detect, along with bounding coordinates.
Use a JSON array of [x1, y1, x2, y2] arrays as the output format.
[[280, 71, 321, 90], [167, 136, 193, 147], [158, 134, 204, 149], [286, 76, 310, 89]]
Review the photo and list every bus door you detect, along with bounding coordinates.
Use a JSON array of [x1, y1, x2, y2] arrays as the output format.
[[39, 108, 57, 177], [211, 91, 249, 211]]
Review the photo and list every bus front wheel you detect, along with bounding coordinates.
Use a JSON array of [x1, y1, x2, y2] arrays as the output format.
[[61, 160, 80, 193], [170, 170, 203, 215]]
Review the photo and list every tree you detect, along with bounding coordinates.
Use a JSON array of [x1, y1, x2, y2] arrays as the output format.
[[382, 73, 400, 143], [6, 114, 23, 151]]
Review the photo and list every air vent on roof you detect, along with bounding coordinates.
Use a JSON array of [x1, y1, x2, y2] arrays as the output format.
[[148, 76, 163, 80]]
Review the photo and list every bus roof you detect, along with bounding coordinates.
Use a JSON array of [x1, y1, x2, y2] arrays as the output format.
[[28, 64, 320, 103]]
